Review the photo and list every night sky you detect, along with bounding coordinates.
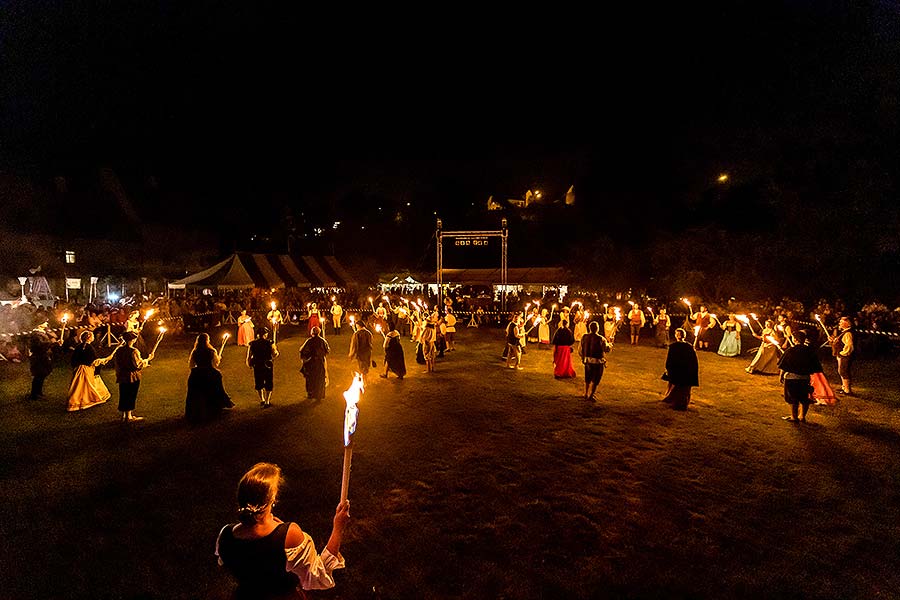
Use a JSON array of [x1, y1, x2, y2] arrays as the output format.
[[2, 2, 899, 297]]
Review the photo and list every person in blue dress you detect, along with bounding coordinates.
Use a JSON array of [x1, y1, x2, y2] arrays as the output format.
[[717, 314, 742, 357]]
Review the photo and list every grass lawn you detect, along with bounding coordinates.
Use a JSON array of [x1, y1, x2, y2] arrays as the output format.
[[2, 325, 900, 599]]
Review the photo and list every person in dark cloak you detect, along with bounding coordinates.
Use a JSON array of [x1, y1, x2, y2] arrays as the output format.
[[381, 329, 406, 379], [300, 326, 330, 401], [777, 329, 822, 423], [661, 328, 699, 410], [28, 321, 58, 400], [185, 333, 233, 424]]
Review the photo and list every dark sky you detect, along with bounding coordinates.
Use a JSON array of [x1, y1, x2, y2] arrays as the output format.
[[2, 1, 899, 283]]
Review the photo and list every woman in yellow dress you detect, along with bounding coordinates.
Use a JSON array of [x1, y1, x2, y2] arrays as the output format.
[[67, 330, 116, 412]]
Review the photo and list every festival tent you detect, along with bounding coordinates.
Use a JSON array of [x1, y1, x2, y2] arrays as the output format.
[[170, 253, 357, 290]]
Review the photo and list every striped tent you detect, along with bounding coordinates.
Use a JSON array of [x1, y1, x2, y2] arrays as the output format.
[[170, 253, 356, 289]]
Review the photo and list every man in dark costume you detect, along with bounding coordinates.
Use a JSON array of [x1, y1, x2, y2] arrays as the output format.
[[778, 330, 822, 422], [247, 327, 278, 408], [28, 321, 57, 400], [661, 328, 699, 410]]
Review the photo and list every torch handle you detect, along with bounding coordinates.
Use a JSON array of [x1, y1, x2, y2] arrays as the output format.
[[340, 443, 353, 503], [151, 334, 164, 356]]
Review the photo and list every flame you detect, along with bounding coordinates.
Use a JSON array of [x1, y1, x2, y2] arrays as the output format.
[[613, 307, 622, 320], [375, 324, 382, 332], [222, 333, 230, 339], [814, 314, 821, 321], [144, 309, 155, 320], [682, 297, 691, 306], [584, 311, 591, 320], [750, 313, 758, 320], [61, 313, 71, 323], [552, 304, 558, 309], [382, 295, 389, 301], [628, 300, 635, 306], [331, 296, 336, 302], [766, 335, 780, 347], [158, 327, 168, 334], [343, 373, 365, 446], [271, 301, 276, 310], [368, 297, 373, 302]]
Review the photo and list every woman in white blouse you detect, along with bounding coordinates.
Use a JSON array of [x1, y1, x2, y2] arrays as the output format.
[[216, 463, 350, 599]]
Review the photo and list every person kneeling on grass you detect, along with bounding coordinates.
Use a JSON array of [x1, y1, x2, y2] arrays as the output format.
[[778, 330, 822, 423]]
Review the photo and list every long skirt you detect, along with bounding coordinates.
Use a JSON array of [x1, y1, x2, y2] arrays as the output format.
[[538, 322, 550, 345], [308, 314, 321, 334], [118, 380, 140, 412], [185, 367, 233, 424], [717, 330, 741, 357], [747, 344, 779, 374], [303, 359, 327, 400], [811, 372, 836, 405], [237, 323, 255, 346], [662, 384, 692, 410], [385, 347, 407, 378], [67, 365, 111, 412], [553, 345, 576, 378]]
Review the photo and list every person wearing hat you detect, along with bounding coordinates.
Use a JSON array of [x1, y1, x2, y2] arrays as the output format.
[[247, 327, 278, 408], [113, 331, 153, 422]]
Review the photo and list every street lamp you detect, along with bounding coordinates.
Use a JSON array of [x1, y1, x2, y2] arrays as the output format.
[[717, 173, 729, 183]]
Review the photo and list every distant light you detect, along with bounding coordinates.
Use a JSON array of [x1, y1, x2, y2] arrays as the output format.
[[378, 207, 382, 211], [108, 293, 120, 302], [406, 202, 411, 206], [361, 226, 366, 230], [535, 190, 542, 198], [333, 221, 341, 229], [717, 173, 729, 183]]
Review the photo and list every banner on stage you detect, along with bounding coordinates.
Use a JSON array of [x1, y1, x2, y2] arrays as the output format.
[[167, 283, 186, 290]]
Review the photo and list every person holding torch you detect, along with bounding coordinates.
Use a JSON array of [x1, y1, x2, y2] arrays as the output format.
[[113, 331, 153, 422], [216, 462, 349, 599]]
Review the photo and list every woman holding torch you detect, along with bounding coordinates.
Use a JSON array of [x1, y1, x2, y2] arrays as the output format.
[[216, 462, 349, 599], [113, 331, 153, 422], [184, 333, 233, 424]]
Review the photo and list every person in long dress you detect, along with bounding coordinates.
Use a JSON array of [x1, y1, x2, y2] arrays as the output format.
[[308, 303, 322, 336], [237, 310, 255, 346], [300, 326, 329, 401], [185, 333, 233, 424], [717, 314, 742, 357], [573, 308, 587, 348], [745, 319, 780, 374], [67, 330, 115, 412], [420, 321, 437, 373], [653, 308, 671, 348], [661, 328, 699, 410], [603, 306, 620, 345], [537, 308, 551, 347], [381, 329, 406, 379], [215, 463, 349, 599], [551, 318, 577, 378]]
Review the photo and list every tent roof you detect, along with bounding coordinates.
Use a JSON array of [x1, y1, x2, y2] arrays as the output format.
[[171, 253, 357, 289], [437, 267, 569, 286]]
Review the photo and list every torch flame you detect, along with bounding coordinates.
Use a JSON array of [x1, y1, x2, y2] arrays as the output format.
[[144, 309, 155, 320], [750, 313, 758, 320], [628, 300, 635, 306], [159, 327, 167, 334], [271, 301, 276, 310], [766, 335, 780, 347], [682, 297, 691, 307], [375, 324, 382, 332], [613, 307, 622, 320], [343, 373, 364, 447], [223, 333, 230, 339]]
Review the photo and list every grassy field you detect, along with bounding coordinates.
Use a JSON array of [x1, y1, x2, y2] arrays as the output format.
[[1, 325, 900, 599]]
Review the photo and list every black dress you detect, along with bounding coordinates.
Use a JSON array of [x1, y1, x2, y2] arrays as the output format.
[[185, 347, 232, 424], [384, 333, 406, 378]]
